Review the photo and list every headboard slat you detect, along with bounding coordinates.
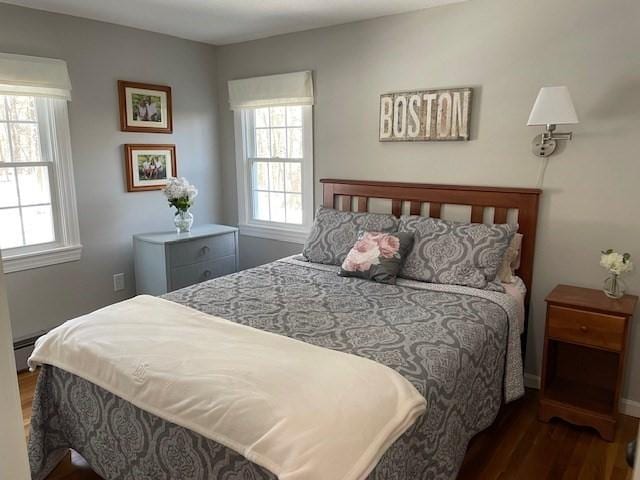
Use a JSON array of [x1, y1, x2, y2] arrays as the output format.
[[410, 201, 421, 216], [338, 195, 352, 212], [429, 203, 442, 219], [357, 197, 368, 212], [471, 205, 484, 223], [391, 199, 402, 217], [494, 207, 508, 224]]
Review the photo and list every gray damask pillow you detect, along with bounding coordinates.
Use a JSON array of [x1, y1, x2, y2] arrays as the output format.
[[399, 216, 517, 291], [302, 207, 399, 265]]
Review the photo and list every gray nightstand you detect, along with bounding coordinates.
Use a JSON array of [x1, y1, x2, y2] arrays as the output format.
[[133, 224, 239, 295]]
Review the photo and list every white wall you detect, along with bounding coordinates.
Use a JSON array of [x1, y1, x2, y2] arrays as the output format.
[[0, 4, 222, 341], [216, 0, 640, 402], [0, 258, 30, 479]]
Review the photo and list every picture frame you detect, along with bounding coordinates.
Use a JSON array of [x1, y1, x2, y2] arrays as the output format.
[[124, 144, 177, 192], [118, 81, 173, 133]]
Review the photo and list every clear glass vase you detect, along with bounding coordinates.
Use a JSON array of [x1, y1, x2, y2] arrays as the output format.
[[174, 209, 194, 233], [603, 273, 625, 299]]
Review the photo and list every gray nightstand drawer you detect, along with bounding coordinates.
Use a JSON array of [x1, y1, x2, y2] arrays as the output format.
[[168, 233, 235, 267], [170, 255, 237, 290]]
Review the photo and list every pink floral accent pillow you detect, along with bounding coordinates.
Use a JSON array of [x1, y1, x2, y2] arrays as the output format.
[[339, 231, 414, 284]]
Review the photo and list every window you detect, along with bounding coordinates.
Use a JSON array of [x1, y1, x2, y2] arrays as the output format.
[[0, 94, 81, 272], [234, 104, 313, 243]]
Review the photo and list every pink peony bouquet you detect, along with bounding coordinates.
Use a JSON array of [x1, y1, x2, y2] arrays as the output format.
[[342, 232, 400, 272]]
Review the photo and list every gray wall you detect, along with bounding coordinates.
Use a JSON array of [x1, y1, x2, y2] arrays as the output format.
[[0, 4, 221, 340], [216, 0, 640, 402], [238, 236, 300, 271]]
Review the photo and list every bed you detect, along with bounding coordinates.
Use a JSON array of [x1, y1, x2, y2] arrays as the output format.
[[28, 179, 541, 480]]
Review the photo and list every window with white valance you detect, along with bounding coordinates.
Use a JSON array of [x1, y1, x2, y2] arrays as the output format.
[[230, 71, 314, 244], [0, 53, 81, 273], [0, 53, 72, 100], [228, 71, 313, 110]]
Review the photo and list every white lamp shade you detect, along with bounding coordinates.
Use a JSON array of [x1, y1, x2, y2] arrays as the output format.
[[527, 86, 579, 126]]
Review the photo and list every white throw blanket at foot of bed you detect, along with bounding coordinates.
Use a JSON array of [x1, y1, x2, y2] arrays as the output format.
[[29, 295, 426, 480]]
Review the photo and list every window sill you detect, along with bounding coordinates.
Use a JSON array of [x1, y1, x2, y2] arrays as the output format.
[[239, 224, 309, 245], [2, 244, 83, 273]]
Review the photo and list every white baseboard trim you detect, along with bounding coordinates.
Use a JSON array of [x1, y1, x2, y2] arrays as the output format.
[[524, 373, 541, 389], [620, 398, 640, 419], [522, 373, 640, 418]]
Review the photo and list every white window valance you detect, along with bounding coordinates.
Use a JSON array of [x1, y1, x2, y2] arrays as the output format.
[[0, 52, 72, 100], [228, 71, 313, 110]]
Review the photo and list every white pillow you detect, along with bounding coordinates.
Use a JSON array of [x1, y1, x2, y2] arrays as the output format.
[[498, 233, 523, 284]]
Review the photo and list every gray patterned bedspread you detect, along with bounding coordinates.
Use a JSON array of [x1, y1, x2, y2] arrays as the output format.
[[29, 258, 522, 480]]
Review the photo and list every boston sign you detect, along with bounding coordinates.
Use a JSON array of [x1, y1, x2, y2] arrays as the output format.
[[379, 87, 472, 142]]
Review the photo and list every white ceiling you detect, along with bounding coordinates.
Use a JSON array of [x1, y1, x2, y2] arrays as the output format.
[[1, 0, 463, 45]]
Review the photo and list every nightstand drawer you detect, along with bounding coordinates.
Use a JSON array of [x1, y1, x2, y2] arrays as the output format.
[[170, 255, 236, 290], [547, 305, 626, 351], [168, 233, 235, 267]]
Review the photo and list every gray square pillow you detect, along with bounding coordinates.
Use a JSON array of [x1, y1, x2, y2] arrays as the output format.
[[302, 207, 399, 265], [399, 216, 517, 290]]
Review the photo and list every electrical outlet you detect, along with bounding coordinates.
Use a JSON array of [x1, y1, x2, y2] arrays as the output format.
[[113, 273, 125, 292]]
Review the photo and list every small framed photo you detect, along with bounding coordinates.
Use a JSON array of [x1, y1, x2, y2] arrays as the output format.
[[124, 144, 177, 192], [118, 81, 173, 133]]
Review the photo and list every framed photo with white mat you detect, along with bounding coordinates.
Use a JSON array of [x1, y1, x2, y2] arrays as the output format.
[[124, 144, 177, 192], [118, 81, 173, 133]]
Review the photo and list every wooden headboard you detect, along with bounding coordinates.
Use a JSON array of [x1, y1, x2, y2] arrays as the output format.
[[321, 178, 542, 305]]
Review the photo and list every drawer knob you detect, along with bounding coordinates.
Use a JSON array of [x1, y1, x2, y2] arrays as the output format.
[[202, 246, 210, 255], [203, 270, 212, 279], [580, 325, 588, 332]]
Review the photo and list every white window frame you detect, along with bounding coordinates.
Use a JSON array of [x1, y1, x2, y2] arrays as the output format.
[[1, 97, 81, 273], [234, 105, 313, 244]]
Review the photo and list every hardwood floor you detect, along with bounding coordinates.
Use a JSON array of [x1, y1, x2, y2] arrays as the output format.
[[457, 385, 637, 480], [19, 370, 638, 479]]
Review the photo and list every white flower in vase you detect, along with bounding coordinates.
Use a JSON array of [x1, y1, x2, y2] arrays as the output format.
[[600, 249, 633, 299], [163, 177, 198, 233]]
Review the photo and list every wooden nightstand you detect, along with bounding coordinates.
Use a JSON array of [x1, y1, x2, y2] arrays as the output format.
[[539, 284, 638, 441]]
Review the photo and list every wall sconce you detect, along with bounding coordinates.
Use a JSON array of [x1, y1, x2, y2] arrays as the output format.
[[527, 86, 579, 157]]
